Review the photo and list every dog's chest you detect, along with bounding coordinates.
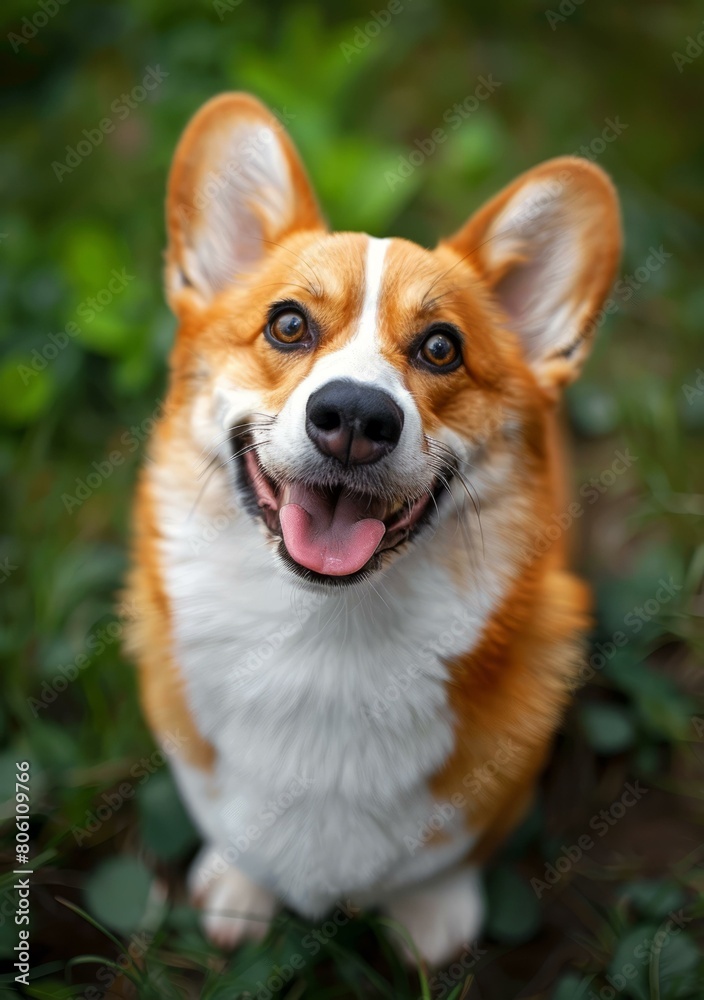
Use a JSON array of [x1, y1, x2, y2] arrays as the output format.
[[165, 521, 463, 797], [155, 474, 504, 908]]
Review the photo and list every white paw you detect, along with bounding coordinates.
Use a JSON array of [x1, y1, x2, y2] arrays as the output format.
[[383, 866, 484, 967], [188, 846, 278, 949]]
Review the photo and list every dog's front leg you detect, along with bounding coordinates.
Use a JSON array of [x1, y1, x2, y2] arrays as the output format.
[[188, 844, 278, 949]]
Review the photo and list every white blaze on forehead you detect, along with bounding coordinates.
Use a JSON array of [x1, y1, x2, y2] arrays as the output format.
[[259, 233, 428, 485], [352, 236, 391, 349]]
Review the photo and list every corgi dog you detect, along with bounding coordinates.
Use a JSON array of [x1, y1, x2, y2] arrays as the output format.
[[125, 93, 621, 964]]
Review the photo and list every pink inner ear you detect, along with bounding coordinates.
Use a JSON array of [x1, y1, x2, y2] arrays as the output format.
[[166, 94, 324, 310], [490, 215, 578, 365], [495, 257, 536, 317], [494, 253, 547, 358], [442, 158, 621, 388]]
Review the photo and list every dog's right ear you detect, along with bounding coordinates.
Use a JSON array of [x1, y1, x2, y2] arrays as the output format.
[[441, 157, 621, 395], [166, 93, 324, 314]]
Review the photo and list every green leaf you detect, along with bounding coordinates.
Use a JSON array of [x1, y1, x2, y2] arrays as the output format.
[[651, 930, 701, 999], [603, 661, 695, 742], [607, 921, 700, 1000], [84, 856, 152, 934], [636, 692, 694, 742], [60, 223, 125, 293], [579, 702, 636, 754], [21, 980, 78, 999], [0, 354, 55, 426], [624, 880, 687, 919], [551, 973, 595, 1000], [443, 116, 505, 181], [486, 866, 541, 944], [75, 310, 136, 357], [609, 924, 656, 1000]]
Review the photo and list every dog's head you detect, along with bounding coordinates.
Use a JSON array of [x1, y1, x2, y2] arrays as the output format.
[[163, 93, 621, 586]]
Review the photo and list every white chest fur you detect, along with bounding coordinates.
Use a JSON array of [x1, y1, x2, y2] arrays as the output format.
[[153, 461, 510, 915]]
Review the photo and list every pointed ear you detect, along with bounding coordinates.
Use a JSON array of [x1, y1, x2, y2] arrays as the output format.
[[165, 93, 324, 312], [442, 157, 621, 393]]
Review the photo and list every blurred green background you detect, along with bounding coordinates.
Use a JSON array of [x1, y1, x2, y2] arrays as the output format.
[[1, 1, 703, 997]]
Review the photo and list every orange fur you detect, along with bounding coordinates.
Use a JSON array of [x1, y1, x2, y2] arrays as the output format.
[[125, 93, 621, 868], [125, 456, 215, 770]]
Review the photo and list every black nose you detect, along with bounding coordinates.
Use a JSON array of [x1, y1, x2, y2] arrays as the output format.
[[306, 379, 404, 466]]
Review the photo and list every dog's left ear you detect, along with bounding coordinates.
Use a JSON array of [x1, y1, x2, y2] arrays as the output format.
[[166, 93, 324, 314], [442, 156, 621, 393]]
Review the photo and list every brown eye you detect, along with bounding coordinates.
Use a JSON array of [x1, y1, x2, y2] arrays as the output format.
[[269, 309, 308, 345], [419, 330, 460, 370]]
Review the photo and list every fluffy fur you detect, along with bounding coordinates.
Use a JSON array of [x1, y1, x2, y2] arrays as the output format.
[[125, 92, 621, 963]]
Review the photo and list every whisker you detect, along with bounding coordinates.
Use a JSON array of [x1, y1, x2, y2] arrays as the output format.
[[219, 440, 272, 470], [197, 440, 272, 485], [419, 216, 539, 310], [187, 460, 226, 520], [236, 234, 324, 297], [194, 421, 274, 472], [421, 484, 443, 545], [246, 281, 322, 297], [367, 579, 392, 616], [435, 469, 462, 522], [453, 470, 485, 559], [426, 436, 485, 559], [188, 432, 273, 522], [257, 237, 325, 295], [194, 414, 275, 470]]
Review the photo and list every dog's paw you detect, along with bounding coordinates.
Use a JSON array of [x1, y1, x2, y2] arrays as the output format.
[[188, 846, 278, 949], [382, 866, 484, 967]]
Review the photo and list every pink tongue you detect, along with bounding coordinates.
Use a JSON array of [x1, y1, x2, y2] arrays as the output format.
[[279, 487, 386, 576]]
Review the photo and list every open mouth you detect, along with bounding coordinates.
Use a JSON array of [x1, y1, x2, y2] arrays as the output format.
[[233, 430, 451, 585]]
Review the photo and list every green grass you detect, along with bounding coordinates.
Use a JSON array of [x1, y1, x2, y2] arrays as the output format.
[[1, 1, 703, 997]]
